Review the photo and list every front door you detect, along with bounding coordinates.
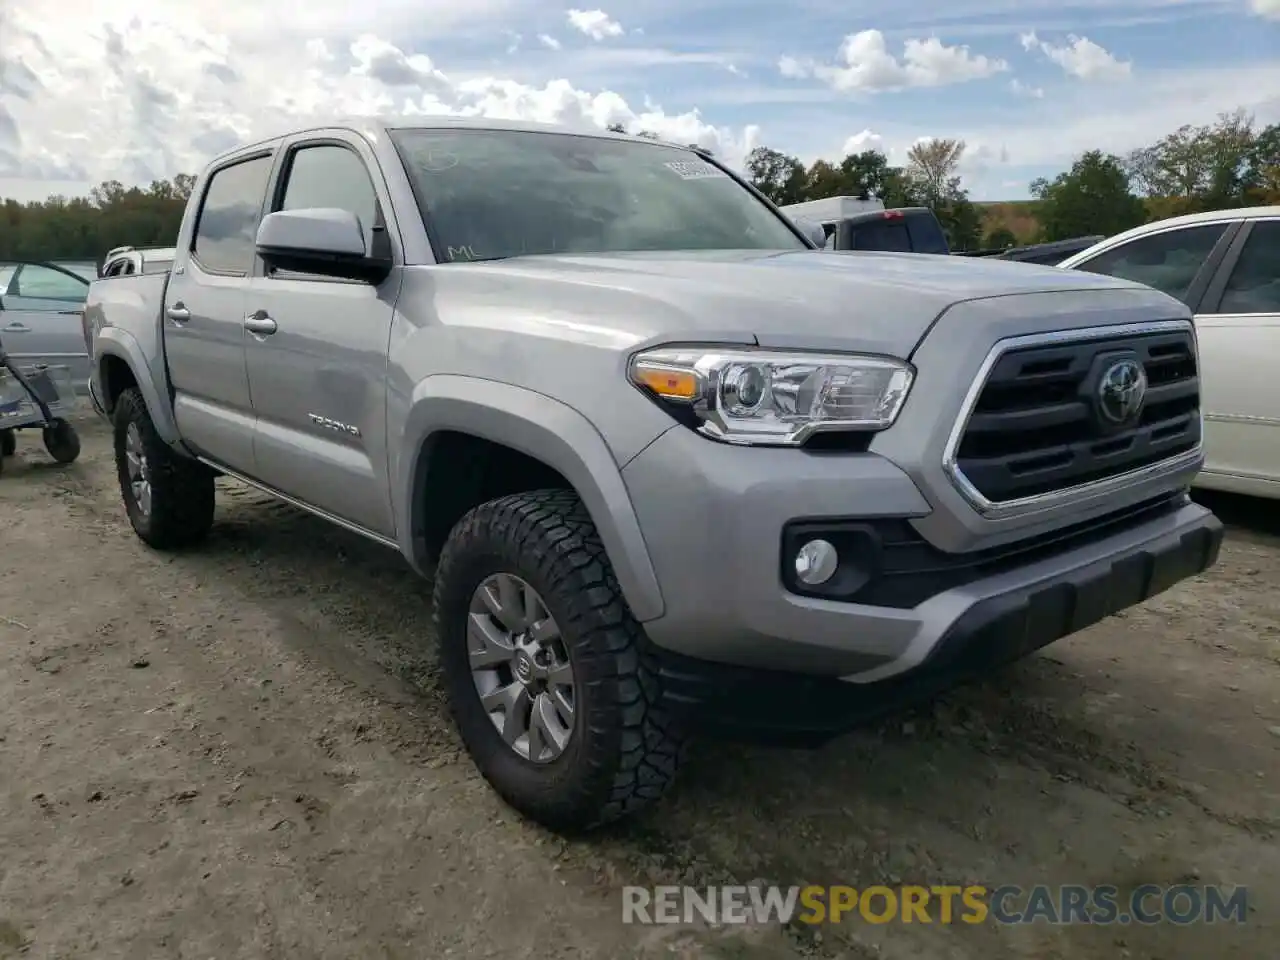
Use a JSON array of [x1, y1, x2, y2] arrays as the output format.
[[163, 152, 275, 474], [0, 262, 91, 391], [244, 136, 400, 538]]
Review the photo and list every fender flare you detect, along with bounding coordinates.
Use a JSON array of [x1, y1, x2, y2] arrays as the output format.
[[396, 374, 666, 623], [94, 327, 183, 447]]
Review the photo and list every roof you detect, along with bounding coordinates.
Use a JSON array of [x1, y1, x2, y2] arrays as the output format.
[[1113, 205, 1280, 236], [209, 115, 692, 168]]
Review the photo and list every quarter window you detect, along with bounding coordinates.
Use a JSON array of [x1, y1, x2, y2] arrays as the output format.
[[1216, 221, 1280, 315], [1074, 223, 1228, 304], [192, 154, 274, 275]]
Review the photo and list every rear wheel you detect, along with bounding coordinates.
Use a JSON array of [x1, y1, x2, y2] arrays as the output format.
[[432, 488, 685, 832], [112, 389, 215, 549], [0, 429, 14, 457]]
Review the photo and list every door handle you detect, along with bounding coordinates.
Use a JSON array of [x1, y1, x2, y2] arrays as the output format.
[[166, 304, 191, 323], [3, 322, 30, 333], [244, 314, 277, 337]]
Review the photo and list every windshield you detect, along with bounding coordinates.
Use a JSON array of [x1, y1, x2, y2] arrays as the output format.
[[389, 128, 806, 262]]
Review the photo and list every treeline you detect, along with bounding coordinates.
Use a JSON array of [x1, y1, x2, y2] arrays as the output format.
[[1, 109, 1276, 261], [0, 175, 194, 262], [745, 108, 1279, 250]]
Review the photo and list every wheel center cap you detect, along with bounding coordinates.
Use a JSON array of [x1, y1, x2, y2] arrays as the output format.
[[513, 651, 535, 685]]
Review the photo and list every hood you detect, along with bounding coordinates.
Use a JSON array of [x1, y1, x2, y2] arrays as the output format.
[[431, 249, 1158, 358]]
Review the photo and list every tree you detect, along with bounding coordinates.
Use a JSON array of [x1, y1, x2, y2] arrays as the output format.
[[934, 197, 982, 252], [905, 138, 966, 208], [0, 176, 191, 262], [744, 146, 808, 206], [1031, 150, 1147, 242], [1125, 109, 1258, 212], [1243, 122, 1280, 204], [984, 226, 1017, 249]]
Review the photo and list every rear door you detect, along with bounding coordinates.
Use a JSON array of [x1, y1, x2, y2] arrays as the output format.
[[1191, 218, 1280, 488], [163, 151, 274, 473], [0, 262, 92, 391]]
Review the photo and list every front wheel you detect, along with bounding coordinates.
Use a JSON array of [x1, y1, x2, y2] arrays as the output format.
[[1, 429, 14, 457], [112, 388, 215, 549], [432, 489, 685, 833]]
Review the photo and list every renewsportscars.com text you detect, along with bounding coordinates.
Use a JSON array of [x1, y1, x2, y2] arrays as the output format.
[[622, 884, 1248, 926]]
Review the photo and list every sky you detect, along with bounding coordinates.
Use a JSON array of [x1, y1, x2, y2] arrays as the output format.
[[1, 0, 1278, 204]]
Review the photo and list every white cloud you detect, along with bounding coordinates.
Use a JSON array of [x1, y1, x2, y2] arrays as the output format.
[[780, 30, 1008, 93], [565, 9, 624, 41], [0, 4, 759, 200], [1010, 78, 1045, 98], [1020, 31, 1132, 81], [842, 129, 885, 155], [1250, 0, 1280, 18], [538, 34, 562, 50]]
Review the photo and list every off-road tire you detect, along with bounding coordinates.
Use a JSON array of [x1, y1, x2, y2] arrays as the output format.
[[432, 488, 685, 833], [1, 429, 14, 457], [113, 388, 215, 549]]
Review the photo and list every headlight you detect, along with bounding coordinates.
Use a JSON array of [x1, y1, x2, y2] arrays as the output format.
[[628, 346, 914, 446]]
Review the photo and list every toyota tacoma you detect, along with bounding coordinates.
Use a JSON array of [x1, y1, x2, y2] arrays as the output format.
[[83, 117, 1222, 832]]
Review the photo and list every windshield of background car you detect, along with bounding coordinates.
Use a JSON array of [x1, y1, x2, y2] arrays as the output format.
[[390, 128, 806, 262]]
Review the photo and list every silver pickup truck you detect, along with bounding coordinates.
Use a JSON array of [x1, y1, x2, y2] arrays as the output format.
[[84, 117, 1223, 832]]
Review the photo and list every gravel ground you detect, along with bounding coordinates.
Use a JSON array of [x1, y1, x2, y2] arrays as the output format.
[[1, 409, 1276, 960]]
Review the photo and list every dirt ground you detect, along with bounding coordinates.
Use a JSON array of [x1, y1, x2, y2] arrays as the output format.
[[1, 408, 1276, 960]]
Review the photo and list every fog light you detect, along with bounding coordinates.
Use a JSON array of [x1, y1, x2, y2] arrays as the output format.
[[795, 539, 838, 586]]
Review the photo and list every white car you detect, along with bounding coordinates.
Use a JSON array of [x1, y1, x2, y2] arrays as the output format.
[[1058, 206, 1280, 499]]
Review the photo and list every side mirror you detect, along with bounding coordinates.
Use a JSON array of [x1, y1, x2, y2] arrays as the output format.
[[255, 208, 392, 284], [792, 217, 828, 249]]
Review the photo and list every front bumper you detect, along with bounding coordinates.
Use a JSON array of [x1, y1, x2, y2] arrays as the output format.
[[647, 495, 1221, 742], [622, 424, 1222, 690]]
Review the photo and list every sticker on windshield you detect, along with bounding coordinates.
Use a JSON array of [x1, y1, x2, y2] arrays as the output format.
[[663, 159, 728, 180]]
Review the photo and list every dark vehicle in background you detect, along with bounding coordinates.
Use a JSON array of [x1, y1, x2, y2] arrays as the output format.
[[958, 235, 1106, 266], [780, 195, 1105, 263], [778, 197, 951, 255], [822, 207, 951, 255]]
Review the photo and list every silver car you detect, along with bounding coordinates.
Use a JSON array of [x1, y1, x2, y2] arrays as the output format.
[[0, 260, 92, 393]]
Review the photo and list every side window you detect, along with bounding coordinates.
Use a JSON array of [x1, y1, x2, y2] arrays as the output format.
[[1075, 223, 1227, 304], [192, 154, 274, 275], [277, 144, 380, 253], [6, 264, 89, 305], [1216, 221, 1280, 315]]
